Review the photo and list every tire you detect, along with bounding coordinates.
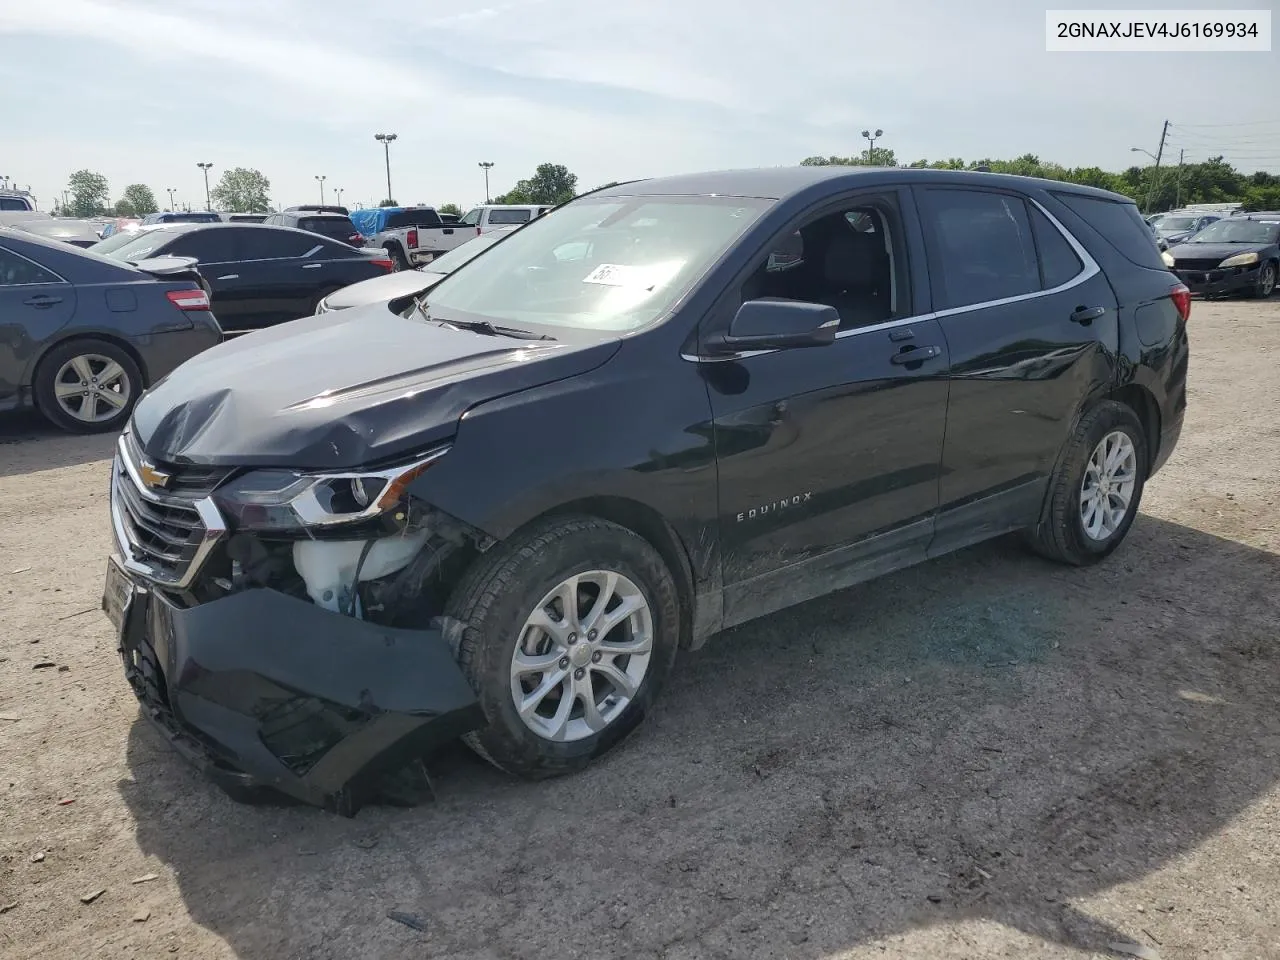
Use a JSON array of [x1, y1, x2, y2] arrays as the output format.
[[444, 516, 680, 779], [34, 338, 143, 435], [1254, 260, 1277, 299], [1026, 400, 1148, 566], [387, 244, 410, 271]]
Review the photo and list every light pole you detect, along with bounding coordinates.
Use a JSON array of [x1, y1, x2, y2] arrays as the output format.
[[1130, 146, 1160, 213], [375, 133, 398, 205], [478, 161, 495, 203], [196, 162, 214, 211], [334, 187, 344, 207], [315, 175, 327, 205], [860, 128, 883, 165], [166, 188, 177, 212]]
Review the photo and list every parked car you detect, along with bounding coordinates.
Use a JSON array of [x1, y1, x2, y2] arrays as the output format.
[[460, 203, 554, 234], [1161, 214, 1280, 298], [219, 212, 269, 223], [140, 211, 222, 225], [262, 207, 365, 247], [350, 206, 470, 269], [101, 167, 1188, 814], [315, 225, 520, 313], [1152, 211, 1222, 248], [15, 218, 105, 248], [89, 222, 395, 330], [0, 226, 221, 433]]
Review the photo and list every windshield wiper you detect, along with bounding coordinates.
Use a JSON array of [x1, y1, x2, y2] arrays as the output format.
[[414, 297, 555, 341]]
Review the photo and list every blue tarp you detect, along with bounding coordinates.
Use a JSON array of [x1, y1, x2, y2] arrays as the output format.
[[350, 207, 403, 237]]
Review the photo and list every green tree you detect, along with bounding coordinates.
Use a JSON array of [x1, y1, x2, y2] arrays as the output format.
[[210, 167, 271, 213], [113, 198, 136, 217], [121, 184, 158, 216], [438, 202, 462, 217], [67, 169, 110, 217], [379, 198, 398, 207], [800, 147, 897, 167], [494, 163, 578, 205]]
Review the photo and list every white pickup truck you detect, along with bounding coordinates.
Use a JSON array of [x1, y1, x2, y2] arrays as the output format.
[[0, 189, 49, 227], [350, 206, 470, 269]]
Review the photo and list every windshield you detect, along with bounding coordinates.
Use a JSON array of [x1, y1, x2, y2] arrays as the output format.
[[422, 232, 506, 275], [90, 228, 173, 261], [1189, 220, 1280, 244], [421, 196, 771, 332]]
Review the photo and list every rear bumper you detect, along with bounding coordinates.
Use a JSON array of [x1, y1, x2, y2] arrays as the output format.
[[1173, 264, 1260, 297], [105, 558, 483, 816]]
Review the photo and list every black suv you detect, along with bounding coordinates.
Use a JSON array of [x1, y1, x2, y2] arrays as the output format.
[[101, 168, 1189, 814], [263, 207, 364, 247]]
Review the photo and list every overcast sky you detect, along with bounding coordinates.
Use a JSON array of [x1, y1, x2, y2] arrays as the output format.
[[2, 0, 1277, 212]]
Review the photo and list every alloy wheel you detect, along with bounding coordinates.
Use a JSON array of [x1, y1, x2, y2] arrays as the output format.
[[510, 570, 653, 742], [1079, 430, 1138, 541], [52, 354, 131, 424], [1260, 263, 1277, 298]]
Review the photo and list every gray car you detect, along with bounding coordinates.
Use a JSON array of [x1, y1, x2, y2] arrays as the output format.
[[0, 228, 223, 433]]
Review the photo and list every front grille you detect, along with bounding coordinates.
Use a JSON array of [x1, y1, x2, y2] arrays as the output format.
[[122, 432, 233, 497], [1174, 258, 1225, 272], [111, 434, 227, 588]]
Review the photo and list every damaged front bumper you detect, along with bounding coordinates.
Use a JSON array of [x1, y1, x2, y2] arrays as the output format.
[[104, 557, 483, 815]]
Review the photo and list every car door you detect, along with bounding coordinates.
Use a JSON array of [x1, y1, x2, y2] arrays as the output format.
[[0, 243, 77, 405], [235, 228, 331, 328], [158, 227, 248, 329], [911, 186, 1119, 555], [698, 188, 950, 626]]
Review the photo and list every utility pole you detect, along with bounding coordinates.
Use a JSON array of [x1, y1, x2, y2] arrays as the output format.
[[1142, 120, 1169, 214], [315, 175, 326, 205], [196, 162, 214, 211], [1174, 148, 1185, 209], [478, 161, 495, 203], [375, 133, 398, 205]]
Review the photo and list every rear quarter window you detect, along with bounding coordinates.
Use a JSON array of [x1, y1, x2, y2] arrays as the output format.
[[1052, 193, 1166, 270]]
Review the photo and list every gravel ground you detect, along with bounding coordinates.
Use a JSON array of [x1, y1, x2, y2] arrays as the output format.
[[2, 298, 1279, 960]]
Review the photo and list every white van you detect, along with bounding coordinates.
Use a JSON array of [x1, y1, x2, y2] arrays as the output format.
[[460, 204, 553, 235]]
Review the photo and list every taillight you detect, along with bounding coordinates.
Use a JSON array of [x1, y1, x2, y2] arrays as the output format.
[[369, 258, 395, 273], [407, 228, 418, 248], [349, 234, 365, 247], [1170, 283, 1191, 323], [166, 288, 210, 311]]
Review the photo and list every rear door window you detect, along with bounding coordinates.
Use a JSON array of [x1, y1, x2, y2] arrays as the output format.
[[488, 209, 532, 225], [915, 188, 1040, 309], [1029, 207, 1084, 289], [1052, 193, 1166, 270], [241, 227, 324, 260], [162, 229, 241, 263], [0, 246, 61, 285]]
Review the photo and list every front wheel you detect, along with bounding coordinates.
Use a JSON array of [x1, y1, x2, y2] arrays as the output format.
[[445, 517, 680, 779], [1026, 400, 1148, 566], [34, 338, 142, 434], [1254, 260, 1277, 299]]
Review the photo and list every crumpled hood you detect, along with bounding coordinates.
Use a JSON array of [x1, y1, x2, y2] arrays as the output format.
[[1168, 242, 1270, 263], [131, 305, 618, 469]]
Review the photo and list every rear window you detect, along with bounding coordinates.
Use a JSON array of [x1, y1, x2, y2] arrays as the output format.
[[385, 209, 441, 229], [1052, 193, 1165, 270], [488, 209, 531, 225], [299, 217, 358, 241], [0, 197, 33, 211], [94, 229, 175, 261]]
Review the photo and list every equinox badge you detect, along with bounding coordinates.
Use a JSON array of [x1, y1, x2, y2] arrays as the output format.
[[736, 492, 812, 522]]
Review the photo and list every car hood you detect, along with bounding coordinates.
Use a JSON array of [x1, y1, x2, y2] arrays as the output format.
[[1167, 241, 1272, 261], [131, 305, 619, 469], [324, 269, 445, 310]]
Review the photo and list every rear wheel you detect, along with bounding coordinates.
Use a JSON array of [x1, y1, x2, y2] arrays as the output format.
[[387, 244, 410, 271], [1254, 260, 1277, 299], [444, 516, 680, 779], [34, 338, 142, 434], [1026, 400, 1147, 566]]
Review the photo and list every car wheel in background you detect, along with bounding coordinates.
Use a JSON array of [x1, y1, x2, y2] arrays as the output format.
[[1026, 400, 1148, 566], [1254, 261, 1277, 299], [34, 338, 143, 434], [445, 516, 681, 779], [387, 244, 410, 271]]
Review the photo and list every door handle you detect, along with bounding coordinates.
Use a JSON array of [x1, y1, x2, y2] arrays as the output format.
[[215, 274, 239, 280], [302, 263, 323, 270], [1070, 305, 1106, 325], [890, 344, 941, 365], [23, 295, 63, 307]]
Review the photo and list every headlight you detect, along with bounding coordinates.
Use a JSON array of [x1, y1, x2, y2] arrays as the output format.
[[1219, 251, 1259, 268], [1161, 250, 1175, 267], [211, 447, 448, 531]]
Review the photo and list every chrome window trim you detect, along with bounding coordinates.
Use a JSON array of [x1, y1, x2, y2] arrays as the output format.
[[681, 196, 1099, 363]]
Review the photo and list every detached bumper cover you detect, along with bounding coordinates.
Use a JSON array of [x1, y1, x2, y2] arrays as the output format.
[[107, 561, 482, 815], [1174, 264, 1260, 296]]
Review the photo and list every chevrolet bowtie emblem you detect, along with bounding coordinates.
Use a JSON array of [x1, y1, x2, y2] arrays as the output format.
[[139, 461, 171, 490]]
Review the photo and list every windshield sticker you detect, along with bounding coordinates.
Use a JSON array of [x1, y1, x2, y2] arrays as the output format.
[[583, 261, 685, 291]]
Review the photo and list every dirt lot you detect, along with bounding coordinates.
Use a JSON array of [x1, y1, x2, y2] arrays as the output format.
[[2, 298, 1279, 960]]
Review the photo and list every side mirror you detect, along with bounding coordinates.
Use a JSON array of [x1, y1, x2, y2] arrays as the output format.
[[707, 299, 839, 354]]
